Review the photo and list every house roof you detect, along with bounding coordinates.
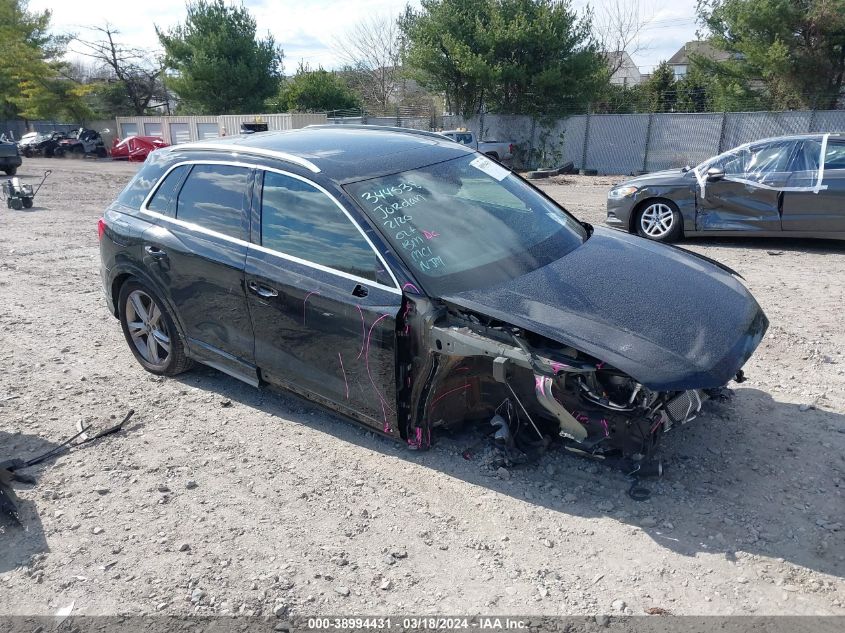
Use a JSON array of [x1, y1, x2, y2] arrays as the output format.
[[667, 41, 732, 66]]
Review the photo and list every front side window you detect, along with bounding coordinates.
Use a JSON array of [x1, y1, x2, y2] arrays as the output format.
[[260, 171, 378, 281], [176, 164, 250, 240], [345, 154, 587, 295]]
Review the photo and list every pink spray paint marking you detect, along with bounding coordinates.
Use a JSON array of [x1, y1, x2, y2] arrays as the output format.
[[600, 418, 610, 438], [422, 230, 440, 240], [338, 352, 349, 400], [365, 313, 393, 432], [407, 426, 425, 449], [650, 417, 663, 434], [430, 383, 470, 408], [303, 290, 321, 326], [402, 282, 421, 294], [354, 305, 365, 360]]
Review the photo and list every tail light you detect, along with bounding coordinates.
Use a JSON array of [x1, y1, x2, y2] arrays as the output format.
[[97, 218, 106, 241]]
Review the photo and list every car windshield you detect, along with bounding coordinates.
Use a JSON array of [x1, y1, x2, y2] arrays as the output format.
[[345, 154, 587, 295]]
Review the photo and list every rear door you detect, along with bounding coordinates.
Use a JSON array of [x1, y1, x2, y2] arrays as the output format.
[[696, 140, 796, 232], [782, 138, 845, 232], [141, 162, 257, 382], [245, 169, 403, 432]]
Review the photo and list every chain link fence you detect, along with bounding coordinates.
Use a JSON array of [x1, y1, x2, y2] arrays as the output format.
[[326, 109, 845, 174], [546, 109, 845, 174]]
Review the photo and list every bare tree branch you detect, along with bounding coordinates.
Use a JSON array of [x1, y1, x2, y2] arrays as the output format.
[[333, 15, 403, 113], [69, 24, 167, 115], [594, 0, 653, 76]]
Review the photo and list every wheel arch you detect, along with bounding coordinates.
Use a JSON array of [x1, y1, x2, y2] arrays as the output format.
[[629, 196, 683, 236], [110, 266, 189, 344]]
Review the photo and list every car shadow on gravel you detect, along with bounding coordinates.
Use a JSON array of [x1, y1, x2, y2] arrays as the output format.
[[684, 236, 845, 255], [176, 368, 845, 581], [0, 431, 58, 573]]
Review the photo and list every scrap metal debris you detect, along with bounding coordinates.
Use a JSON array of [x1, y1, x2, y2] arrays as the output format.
[[0, 409, 134, 526]]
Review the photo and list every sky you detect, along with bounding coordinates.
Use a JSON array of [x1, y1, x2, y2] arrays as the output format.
[[30, 0, 701, 75]]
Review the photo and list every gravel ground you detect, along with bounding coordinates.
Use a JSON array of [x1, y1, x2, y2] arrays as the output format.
[[1, 159, 843, 618]]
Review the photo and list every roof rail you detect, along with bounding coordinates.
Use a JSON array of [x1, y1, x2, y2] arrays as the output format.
[[171, 142, 321, 173], [305, 123, 450, 142]]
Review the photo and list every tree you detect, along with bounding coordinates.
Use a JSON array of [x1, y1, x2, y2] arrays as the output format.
[[335, 15, 403, 112], [401, 0, 606, 117], [400, 0, 493, 118], [271, 64, 360, 113], [71, 25, 167, 116], [640, 61, 677, 112], [698, 0, 845, 110], [156, 0, 283, 114], [0, 0, 78, 121], [594, 0, 652, 76]]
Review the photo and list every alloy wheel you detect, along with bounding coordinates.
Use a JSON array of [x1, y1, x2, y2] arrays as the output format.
[[125, 290, 171, 368], [640, 203, 675, 238]]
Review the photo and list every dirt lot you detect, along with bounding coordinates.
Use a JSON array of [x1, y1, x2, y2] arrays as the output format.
[[1, 158, 844, 618]]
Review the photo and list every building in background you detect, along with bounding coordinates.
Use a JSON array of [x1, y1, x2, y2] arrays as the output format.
[[667, 41, 733, 80], [602, 51, 643, 88]]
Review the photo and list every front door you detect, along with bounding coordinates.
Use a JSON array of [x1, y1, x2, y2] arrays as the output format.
[[696, 140, 797, 232], [245, 169, 403, 432]]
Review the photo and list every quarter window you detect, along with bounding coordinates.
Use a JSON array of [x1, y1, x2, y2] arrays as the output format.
[[260, 171, 378, 282], [824, 140, 845, 169], [176, 164, 250, 240], [147, 165, 189, 216]]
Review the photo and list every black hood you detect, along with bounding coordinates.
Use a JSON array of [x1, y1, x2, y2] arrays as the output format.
[[443, 227, 768, 391]]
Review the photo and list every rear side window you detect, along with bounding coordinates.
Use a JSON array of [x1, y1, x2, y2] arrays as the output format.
[[147, 165, 189, 216], [176, 164, 250, 240], [260, 171, 378, 281], [116, 161, 168, 208]]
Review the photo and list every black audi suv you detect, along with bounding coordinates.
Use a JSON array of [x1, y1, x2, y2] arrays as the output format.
[[100, 126, 767, 468]]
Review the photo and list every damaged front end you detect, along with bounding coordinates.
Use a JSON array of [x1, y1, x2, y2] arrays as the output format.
[[399, 300, 743, 471]]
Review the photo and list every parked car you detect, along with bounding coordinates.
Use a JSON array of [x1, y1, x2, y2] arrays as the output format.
[[111, 135, 169, 162], [0, 137, 22, 175], [55, 128, 108, 158], [99, 125, 767, 470], [606, 133, 845, 242], [441, 129, 515, 163], [19, 131, 66, 158]]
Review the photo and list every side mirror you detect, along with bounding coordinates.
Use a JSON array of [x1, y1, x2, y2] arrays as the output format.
[[706, 167, 725, 182]]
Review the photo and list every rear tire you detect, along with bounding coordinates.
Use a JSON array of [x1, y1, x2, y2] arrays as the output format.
[[118, 280, 193, 376], [4, 167, 17, 176], [635, 199, 683, 243], [22, 198, 33, 209]]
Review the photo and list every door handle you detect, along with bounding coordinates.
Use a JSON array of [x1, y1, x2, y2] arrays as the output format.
[[144, 245, 167, 259], [352, 283, 369, 298], [248, 280, 278, 298]]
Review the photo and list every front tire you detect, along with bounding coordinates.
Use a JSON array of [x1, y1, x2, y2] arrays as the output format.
[[118, 280, 192, 376], [635, 199, 683, 242]]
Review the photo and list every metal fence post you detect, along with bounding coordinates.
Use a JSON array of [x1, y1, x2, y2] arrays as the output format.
[[581, 112, 591, 171], [528, 117, 537, 170], [717, 112, 728, 153], [642, 113, 654, 173], [808, 108, 818, 133]]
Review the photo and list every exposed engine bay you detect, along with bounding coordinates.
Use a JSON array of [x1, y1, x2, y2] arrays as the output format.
[[399, 299, 737, 473]]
